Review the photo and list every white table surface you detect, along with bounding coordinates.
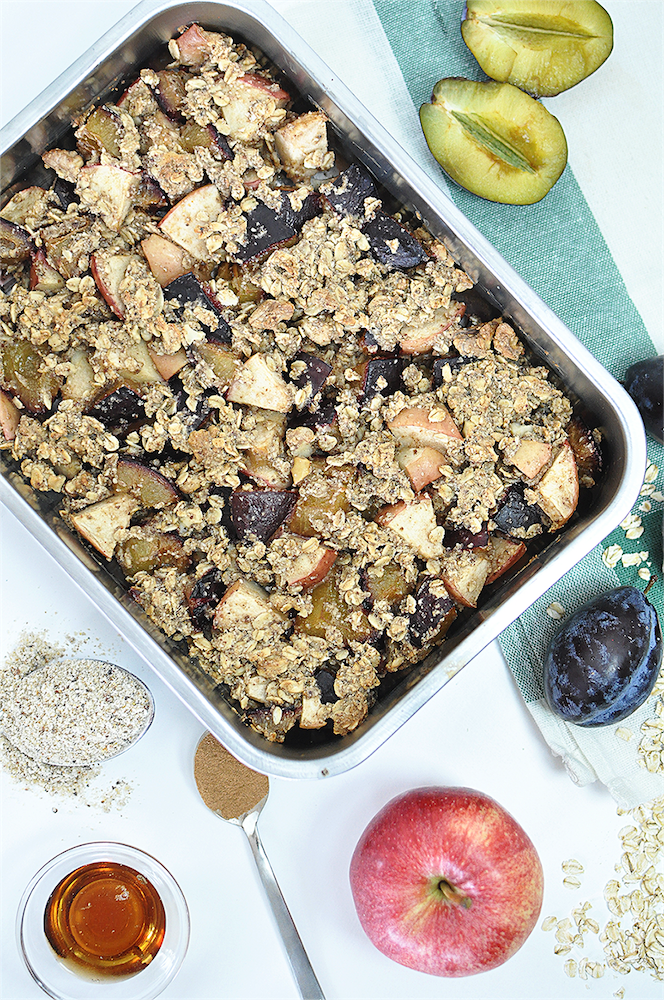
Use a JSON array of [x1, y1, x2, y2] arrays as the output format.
[[1, 3, 662, 1000]]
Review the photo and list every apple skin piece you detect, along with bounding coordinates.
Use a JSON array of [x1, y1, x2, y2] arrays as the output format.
[[509, 438, 552, 479], [283, 542, 337, 590], [397, 446, 445, 492], [0, 388, 20, 441], [90, 251, 135, 319], [141, 234, 190, 287], [530, 440, 579, 530], [388, 405, 462, 452], [230, 489, 297, 542], [213, 578, 285, 632], [159, 183, 223, 259], [624, 355, 664, 445], [148, 347, 188, 381], [172, 23, 214, 67], [440, 549, 491, 608], [399, 303, 466, 355], [350, 786, 544, 977], [227, 354, 293, 413], [461, 1, 613, 99], [484, 534, 527, 584], [543, 586, 662, 727], [68, 493, 139, 560], [375, 495, 444, 561], [420, 79, 567, 205]]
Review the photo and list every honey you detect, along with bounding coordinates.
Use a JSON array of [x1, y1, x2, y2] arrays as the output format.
[[44, 861, 165, 979]]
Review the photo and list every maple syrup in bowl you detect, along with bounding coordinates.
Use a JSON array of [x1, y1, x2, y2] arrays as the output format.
[[17, 843, 189, 1000]]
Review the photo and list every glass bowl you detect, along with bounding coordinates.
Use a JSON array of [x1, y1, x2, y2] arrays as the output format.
[[17, 842, 189, 1000]]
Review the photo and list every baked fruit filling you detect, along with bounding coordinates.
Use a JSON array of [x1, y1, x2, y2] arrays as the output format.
[[0, 24, 602, 742]]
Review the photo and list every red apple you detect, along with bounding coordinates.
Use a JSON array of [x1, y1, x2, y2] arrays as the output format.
[[349, 786, 543, 978]]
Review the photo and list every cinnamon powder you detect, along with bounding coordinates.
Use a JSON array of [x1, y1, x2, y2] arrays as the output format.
[[194, 733, 268, 819]]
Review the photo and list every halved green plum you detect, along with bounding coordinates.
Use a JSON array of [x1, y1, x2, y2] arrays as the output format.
[[420, 78, 567, 204], [461, 1, 613, 98]]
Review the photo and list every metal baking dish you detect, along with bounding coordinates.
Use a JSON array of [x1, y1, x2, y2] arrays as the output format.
[[0, 0, 647, 778]]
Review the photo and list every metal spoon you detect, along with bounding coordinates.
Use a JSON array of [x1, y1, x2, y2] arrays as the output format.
[[194, 733, 325, 1000]]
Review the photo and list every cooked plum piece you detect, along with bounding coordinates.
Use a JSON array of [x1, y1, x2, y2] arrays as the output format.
[[151, 69, 188, 121], [115, 458, 181, 508], [295, 567, 374, 644], [233, 201, 297, 264], [0, 341, 61, 413], [288, 460, 356, 536], [52, 177, 78, 210], [362, 564, 411, 609], [279, 191, 323, 231], [194, 341, 242, 390], [361, 213, 429, 270], [75, 105, 125, 159], [187, 567, 226, 634], [116, 531, 189, 577], [461, 1, 613, 98], [179, 120, 233, 159], [402, 576, 457, 652], [314, 668, 338, 704], [290, 352, 332, 404], [231, 489, 297, 542], [86, 383, 145, 431], [0, 218, 34, 266], [443, 524, 489, 550], [566, 415, 603, 483], [321, 163, 376, 217], [356, 356, 405, 401], [492, 482, 543, 536], [420, 78, 567, 204], [164, 273, 232, 342], [624, 356, 663, 445]]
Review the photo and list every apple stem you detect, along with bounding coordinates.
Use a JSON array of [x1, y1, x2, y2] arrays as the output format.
[[437, 879, 472, 909]]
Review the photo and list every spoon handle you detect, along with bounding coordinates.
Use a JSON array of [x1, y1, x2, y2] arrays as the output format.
[[243, 822, 325, 1000]]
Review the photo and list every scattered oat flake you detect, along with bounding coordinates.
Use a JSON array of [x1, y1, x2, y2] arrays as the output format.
[[616, 727, 633, 741], [563, 875, 582, 889], [638, 567, 652, 582], [626, 526, 645, 539], [562, 859, 585, 874], [546, 601, 566, 620], [644, 462, 659, 483], [652, 490, 664, 503], [621, 551, 643, 567], [602, 544, 623, 569], [640, 500, 652, 512], [541, 915, 558, 932], [620, 513, 643, 532], [564, 958, 577, 977]]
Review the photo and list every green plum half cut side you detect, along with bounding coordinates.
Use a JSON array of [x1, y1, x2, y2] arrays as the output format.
[[419, 78, 567, 204], [461, 1, 614, 98]]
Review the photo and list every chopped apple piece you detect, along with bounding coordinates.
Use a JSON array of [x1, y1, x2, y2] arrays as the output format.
[[0, 218, 34, 266], [141, 234, 190, 286], [485, 534, 527, 585], [227, 354, 293, 412], [440, 549, 491, 607], [0, 388, 20, 441], [274, 111, 328, 181], [397, 445, 445, 491], [388, 405, 462, 452], [213, 579, 285, 631], [148, 347, 188, 381], [398, 303, 466, 354], [159, 184, 223, 259], [239, 409, 290, 488], [68, 494, 138, 560], [531, 440, 579, 530], [221, 74, 289, 143], [283, 542, 337, 590], [375, 495, 444, 560], [61, 348, 97, 407], [29, 250, 65, 293], [76, 165, 138, 231], [172, 23, 214, 67], [90, 251, 135, 319], [510, 438, 552, 479], [291, 456, 311, 485]]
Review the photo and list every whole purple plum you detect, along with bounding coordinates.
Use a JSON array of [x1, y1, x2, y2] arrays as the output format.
[[543, 586, 661, 727], [624, 355, 663, 445]]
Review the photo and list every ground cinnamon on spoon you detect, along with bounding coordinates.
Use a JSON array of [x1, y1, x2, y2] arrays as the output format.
[[194, 733, 269, 819]]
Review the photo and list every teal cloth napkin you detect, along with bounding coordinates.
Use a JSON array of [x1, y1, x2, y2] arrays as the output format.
[[373, 0, 663, 806]]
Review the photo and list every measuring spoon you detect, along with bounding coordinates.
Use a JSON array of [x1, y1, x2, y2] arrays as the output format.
[[194, 733, 325, 1000]]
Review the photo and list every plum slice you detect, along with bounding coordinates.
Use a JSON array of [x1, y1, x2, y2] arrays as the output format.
[[164, 273, 232, 342], [356, 356, 405, 401], [0, 218, 34, 266], [231, 489, 297, 542], [492, 483, 543, 536], [86, 383, 145, 431], [461, 1, 613, 98], [290, 352, 332, 404], [295, 567, 374, 645], [420, 78, 567, 204], [232, 201, 297, 264], [187, 568, 226, 635], [1, 341, 61, 414], [361, 213, 429, 271], [115, 458, 181, 508], [405, 577, 457, 650], [321, 163, 376, 217], [117, 531, 189, 577]]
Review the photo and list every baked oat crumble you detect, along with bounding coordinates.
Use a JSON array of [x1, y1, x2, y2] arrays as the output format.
[[0, 24, 602, 743]]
